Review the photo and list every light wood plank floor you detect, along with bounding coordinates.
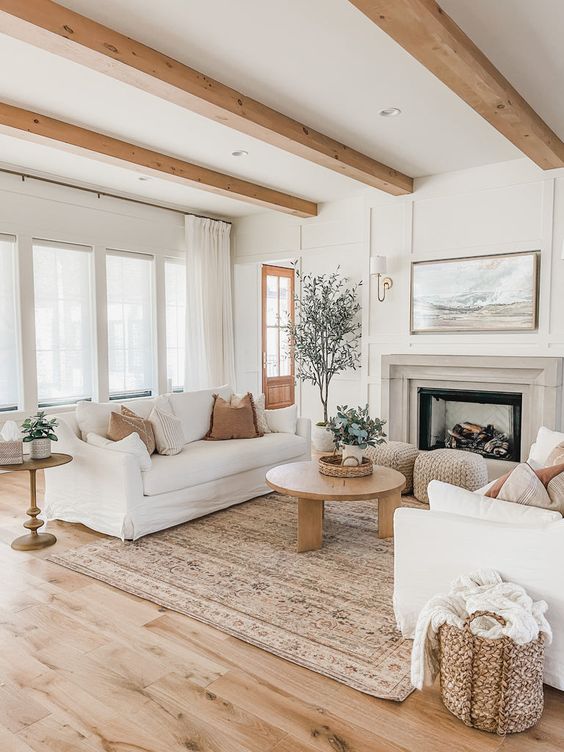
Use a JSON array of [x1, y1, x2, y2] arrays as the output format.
[[0, 471, 562, 752]]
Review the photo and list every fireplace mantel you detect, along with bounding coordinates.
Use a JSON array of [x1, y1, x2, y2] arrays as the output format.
[[381, 354, 563, 472]]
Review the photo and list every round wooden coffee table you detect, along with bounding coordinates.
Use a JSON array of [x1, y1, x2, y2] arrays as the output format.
[[266, 460, 406, 552], [2, 453, 73, 551]]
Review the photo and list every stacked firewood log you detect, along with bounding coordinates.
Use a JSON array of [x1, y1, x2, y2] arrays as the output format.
[[445, 422, 510, 458]]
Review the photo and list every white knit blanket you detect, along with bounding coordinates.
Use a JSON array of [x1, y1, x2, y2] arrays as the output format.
[[411, 568, 552, 690]]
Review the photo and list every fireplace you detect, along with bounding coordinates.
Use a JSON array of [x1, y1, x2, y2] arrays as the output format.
[[418, 387, 522, 462]]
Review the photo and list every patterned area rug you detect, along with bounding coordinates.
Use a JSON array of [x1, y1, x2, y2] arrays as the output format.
[[50, 493, 419, 701]]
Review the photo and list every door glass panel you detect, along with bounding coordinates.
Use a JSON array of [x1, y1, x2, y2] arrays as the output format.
[[266, 274, 278, 326], [266, 327, 279, 377], [279, 276, 290, 325], [279, 326, 291, 376]]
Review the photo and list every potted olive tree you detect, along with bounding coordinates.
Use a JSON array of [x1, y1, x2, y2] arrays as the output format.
[[21, 411, 58, 460], [327, 404, 386, 465], [286, 265, 362, 452]]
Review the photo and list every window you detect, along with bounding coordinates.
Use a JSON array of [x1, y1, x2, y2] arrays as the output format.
[[106, 251, 155, 399], [164, 259, 186, 391], [33, 240, 94, 407], [0, 235, 20, 411]]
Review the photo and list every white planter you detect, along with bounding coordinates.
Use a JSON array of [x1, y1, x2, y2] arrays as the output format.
[[341, 444, 364, 466], [312, 424, 335, 453], [30, 438, 51, 460]]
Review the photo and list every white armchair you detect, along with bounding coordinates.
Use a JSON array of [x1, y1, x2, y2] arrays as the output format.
[[393, 427, 564, 691]]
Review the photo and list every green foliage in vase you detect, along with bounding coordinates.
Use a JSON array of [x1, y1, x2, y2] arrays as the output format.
[[327, 404, 386, 449], [286, 264, 362, 424], [21, 411, 58, 443]]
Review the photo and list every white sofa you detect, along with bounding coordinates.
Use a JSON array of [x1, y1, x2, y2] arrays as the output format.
[[44, 386, 311, 540], [394, 426, 564, 691]]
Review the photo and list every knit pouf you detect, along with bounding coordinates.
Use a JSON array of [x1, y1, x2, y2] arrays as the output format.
[[413, 449, 488, 503], [365, 441, 419, 494]]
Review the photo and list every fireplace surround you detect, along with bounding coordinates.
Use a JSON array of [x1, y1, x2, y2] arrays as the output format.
[[381, 355, 563, 476]]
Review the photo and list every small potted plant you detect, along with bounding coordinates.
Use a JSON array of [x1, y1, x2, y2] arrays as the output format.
[[327, 404, 386, 465], [21, 411, 58, 460]]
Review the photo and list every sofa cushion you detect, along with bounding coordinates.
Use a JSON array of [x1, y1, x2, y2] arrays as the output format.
[[86, 432, 152, 471], [428, 480, 561, 525], [266, 403, 297, 434], [142, 432, 307, 496], [108, 408, 156, 454], [206, 393, 262, 440], [76, 397, 158, 440], [528, 426, 564, 466], [168, 385, 232, 444]]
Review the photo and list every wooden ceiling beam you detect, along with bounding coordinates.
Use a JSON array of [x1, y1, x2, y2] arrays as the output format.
[[0, 0, 413, 196], [0, 102, 318, 217], [349, 0, 564, 170]]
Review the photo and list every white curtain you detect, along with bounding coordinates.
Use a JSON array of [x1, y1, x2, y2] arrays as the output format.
[[184, 215, 236, 390]]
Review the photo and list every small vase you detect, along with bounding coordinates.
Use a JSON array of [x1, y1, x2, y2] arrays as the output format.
[[30, 438, 51, 460], [341, 444, 364, 466], [312, 424, 335, 453]]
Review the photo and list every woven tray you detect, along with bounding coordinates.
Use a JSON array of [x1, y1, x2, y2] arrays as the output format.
[[319, 455, 373, 477]]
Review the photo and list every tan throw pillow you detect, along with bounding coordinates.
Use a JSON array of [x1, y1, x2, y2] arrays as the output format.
[[205, 393, 262, 440], [486, 461, 564, 515], [107, 406, 156, 455], [231, 392, 270, 434], [545, 441, 564, 467]]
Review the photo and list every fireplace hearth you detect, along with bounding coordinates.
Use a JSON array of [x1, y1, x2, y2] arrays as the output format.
[[418, 387, 522, 462]]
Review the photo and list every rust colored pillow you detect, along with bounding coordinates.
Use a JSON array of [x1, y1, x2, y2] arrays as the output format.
[[205, 393, 262, 441], [485, 461, 564, 514], [107, 406, 156, 455]]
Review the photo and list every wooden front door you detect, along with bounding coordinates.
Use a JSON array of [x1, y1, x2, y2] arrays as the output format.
[[262, 264, 295, 408]]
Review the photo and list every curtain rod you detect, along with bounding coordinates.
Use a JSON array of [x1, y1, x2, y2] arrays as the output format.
[[0, 167, 233, 225]]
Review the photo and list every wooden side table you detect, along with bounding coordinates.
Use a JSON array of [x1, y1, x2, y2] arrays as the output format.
[[1, 453, 73, 551]]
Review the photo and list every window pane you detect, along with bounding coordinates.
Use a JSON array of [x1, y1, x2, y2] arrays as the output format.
[[165, 259, 186, 391], [266, 327, 279, 377], [33, 241, 94, 406], [266, 274, 278, 326], [0, 235, 19, 410], [107, 252, 154, 398]]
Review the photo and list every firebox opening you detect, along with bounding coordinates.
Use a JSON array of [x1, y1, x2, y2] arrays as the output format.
[[418, 387, 522, 462]]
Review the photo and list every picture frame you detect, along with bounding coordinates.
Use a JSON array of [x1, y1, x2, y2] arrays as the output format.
[[410, 250, 539, 334]]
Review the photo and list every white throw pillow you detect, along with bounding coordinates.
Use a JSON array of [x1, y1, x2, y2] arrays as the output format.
[[76, 398, 157, 441], [231, 392, 270, 434], [265, 404, 297, 434], [528, 426, 564, 466], [168, 385, 233, 444], [428, 480, 561, 525], [86, 432, 152, 471], [149, 405, 184, 455]]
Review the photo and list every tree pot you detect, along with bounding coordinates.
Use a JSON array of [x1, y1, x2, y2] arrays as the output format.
[[311, 424, 335, 453], [341, 444, 364, 466], [30, 438, 52, 460]]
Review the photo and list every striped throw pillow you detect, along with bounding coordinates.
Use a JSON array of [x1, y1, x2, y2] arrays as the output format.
[[149, 405, 184, 456]]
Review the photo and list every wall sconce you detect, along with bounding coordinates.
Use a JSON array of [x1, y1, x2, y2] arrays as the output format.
[[370, 256, 393, 302]]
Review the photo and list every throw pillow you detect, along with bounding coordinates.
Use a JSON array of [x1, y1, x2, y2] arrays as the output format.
[[205, 393, 262, 440], [149, 405, 184, 455], [231, 392, 270, 434], [86, 432, 152, 471], [108, 407, 156, 454], [545, 441, 564, 467], [265, 403, 297, 434], [486, 461, 564, 515]]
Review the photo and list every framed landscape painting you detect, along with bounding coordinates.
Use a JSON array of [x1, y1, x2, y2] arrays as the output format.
[[410, 251, 539, 333]]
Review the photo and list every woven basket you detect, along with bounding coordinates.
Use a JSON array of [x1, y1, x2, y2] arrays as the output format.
[[318, 455, 373, 478], [0, 440, 23, 465], [439, 610, 545, 735]]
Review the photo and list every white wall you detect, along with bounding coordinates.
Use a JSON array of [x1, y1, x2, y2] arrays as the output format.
[[232, 158, 564, 426], [0, 171, 185, 421]]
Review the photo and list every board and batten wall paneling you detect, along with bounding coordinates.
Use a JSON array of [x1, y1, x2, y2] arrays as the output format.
[[233, 158, 564, 427], [367, 160, 564, 425]]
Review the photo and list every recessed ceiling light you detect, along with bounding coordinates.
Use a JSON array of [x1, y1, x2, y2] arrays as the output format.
[[379, 107, 402, 118], [138, 176, 150, 181], [231, 149, 249, 157]]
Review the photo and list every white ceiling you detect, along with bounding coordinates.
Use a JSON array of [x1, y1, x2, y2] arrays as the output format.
[[0, 0, 559, 217]]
